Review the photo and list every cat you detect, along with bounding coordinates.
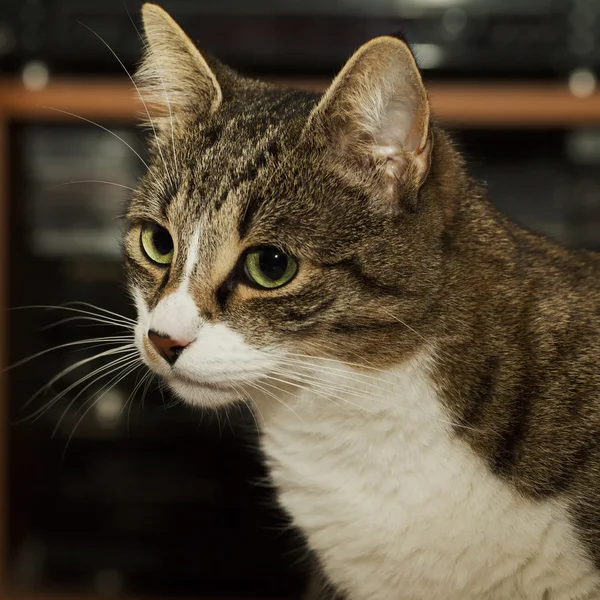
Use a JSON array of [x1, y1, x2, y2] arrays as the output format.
[[124, 4, 600, 599]]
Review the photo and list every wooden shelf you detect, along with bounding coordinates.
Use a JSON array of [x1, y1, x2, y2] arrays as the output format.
[[1, 78, 600, 126]]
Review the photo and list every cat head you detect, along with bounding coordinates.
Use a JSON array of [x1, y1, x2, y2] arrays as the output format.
[[125, 3, 468, 410]]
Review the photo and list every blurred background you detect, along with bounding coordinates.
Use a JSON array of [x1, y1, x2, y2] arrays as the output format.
[[0, 0, 599, 599]]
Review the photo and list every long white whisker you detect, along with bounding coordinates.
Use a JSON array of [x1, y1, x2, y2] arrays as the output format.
[[244, 377, 309, 426], [66, 338, 137, 355], [52, 355, 141, 433], [379, 308, 469, 367], [123, 369, 152, 432], [140, 370, 154, 410], [264, 371, 362, 414], [21, 345, 136, 411], [301, 337, 385, 373], [17, 352, 138, 424], [125, 5, 179, 182], [271, 368, 484, 434], [274, 364, 395, 405], [290, 338, 476, 424], [62, 301, 136, 324], [41, 317, 133, 332], [271, 366, 387, 405], [278, 355, 388, 387], [156, 377, 167, 407], [7, 337, 135, 374], [41, 107, 149, 168], [78, 21, 174, 187], [47, 180, 136, 192], [62, 360, 142, 457], [11, 304, 135, 329], [281, 351, 387, 375], [230, 382, 262, 433], [46, 305, 135, 328]]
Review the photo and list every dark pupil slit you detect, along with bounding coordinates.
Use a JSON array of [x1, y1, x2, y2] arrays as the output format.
[[152, 226, 173, 256], [259, 249, 288, 281]]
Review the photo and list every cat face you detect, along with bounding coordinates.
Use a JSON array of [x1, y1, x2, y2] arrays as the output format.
[[125, 3, 461, 409]]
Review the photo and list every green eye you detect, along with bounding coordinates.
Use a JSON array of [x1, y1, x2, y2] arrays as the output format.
[[244, 247, 298, 289], [140, 223, 174, 265]]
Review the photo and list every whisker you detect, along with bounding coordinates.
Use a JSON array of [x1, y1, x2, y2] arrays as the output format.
[[274, 364, 394, 405], [244, 377, 310, 426], [229, 378, 265, 433], [9, 303, 135, 324], [123, 369, 152, 432], [45, 305, 135, 328], [9, 304, 135, 331], [41, 316, 134, 332], [54, 355, 141, 432], [124, 4, 179, 182], [77, 22, 174, 188], [156, 377, 167, 407], [7, 337, 135, 374], [140, 370, 154, 410], [283, 339, 468, 410], [301, 337, 384, 373], [65, 338, 136, 356], [233, 388, 262, 433], [380, 308, 469, 367], [273, 350, 486, 435], [20, 345, 136, 413], [280, 351, 387, 376], [15, 352, 138, 424], [61, 301, 136, 324], [47, 180, 136, 192], [265, 371, 364, 414], [276, 366, 485, 434], [41, 107, 149, 169], [62, 360, 142, 457], [271, 367, 384, 406], [277, 354, 389, 387]]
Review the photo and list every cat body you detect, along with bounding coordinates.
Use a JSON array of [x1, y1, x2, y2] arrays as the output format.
[[258, 198, 600, 600], [262, 358, 597, 600], [126, 4, 600, 598]]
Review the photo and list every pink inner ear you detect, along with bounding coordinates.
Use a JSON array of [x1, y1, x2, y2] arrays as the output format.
[[374, 94, 421, 156], [367, 83, 430, 186]]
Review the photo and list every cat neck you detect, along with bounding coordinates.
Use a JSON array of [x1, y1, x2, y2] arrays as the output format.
[[251, 347, 436, 432]]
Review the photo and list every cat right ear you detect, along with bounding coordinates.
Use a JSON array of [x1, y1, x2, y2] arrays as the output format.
[[304, 36, 432, 205], [137, 3, 222, 125]]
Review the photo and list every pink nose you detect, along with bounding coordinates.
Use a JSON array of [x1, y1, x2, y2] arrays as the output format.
[[147, 330, 191, 365]]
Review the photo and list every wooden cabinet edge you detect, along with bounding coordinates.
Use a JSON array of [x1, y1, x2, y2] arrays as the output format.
[[1, 79, 600, 126]]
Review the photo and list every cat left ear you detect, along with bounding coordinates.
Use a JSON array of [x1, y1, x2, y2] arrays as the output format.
[[137, 3, 222, 126], [305, 36, 431, 201]]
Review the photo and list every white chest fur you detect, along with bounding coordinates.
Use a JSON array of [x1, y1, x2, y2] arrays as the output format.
[[258, 352, 599, 600]]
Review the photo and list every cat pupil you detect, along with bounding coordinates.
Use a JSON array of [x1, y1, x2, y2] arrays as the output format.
[[152, 227, 172, 256], [258, 249, 288, 281]]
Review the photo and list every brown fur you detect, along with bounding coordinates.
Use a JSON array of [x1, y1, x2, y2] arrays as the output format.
[[125, 2, 600, 575]]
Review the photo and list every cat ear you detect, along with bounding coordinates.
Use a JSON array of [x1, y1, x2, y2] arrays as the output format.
[[137, 3, 222, 124], [305, 36, 431, 201]]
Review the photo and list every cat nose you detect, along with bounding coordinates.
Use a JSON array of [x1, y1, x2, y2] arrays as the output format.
[[147, 330, 192, 365]]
